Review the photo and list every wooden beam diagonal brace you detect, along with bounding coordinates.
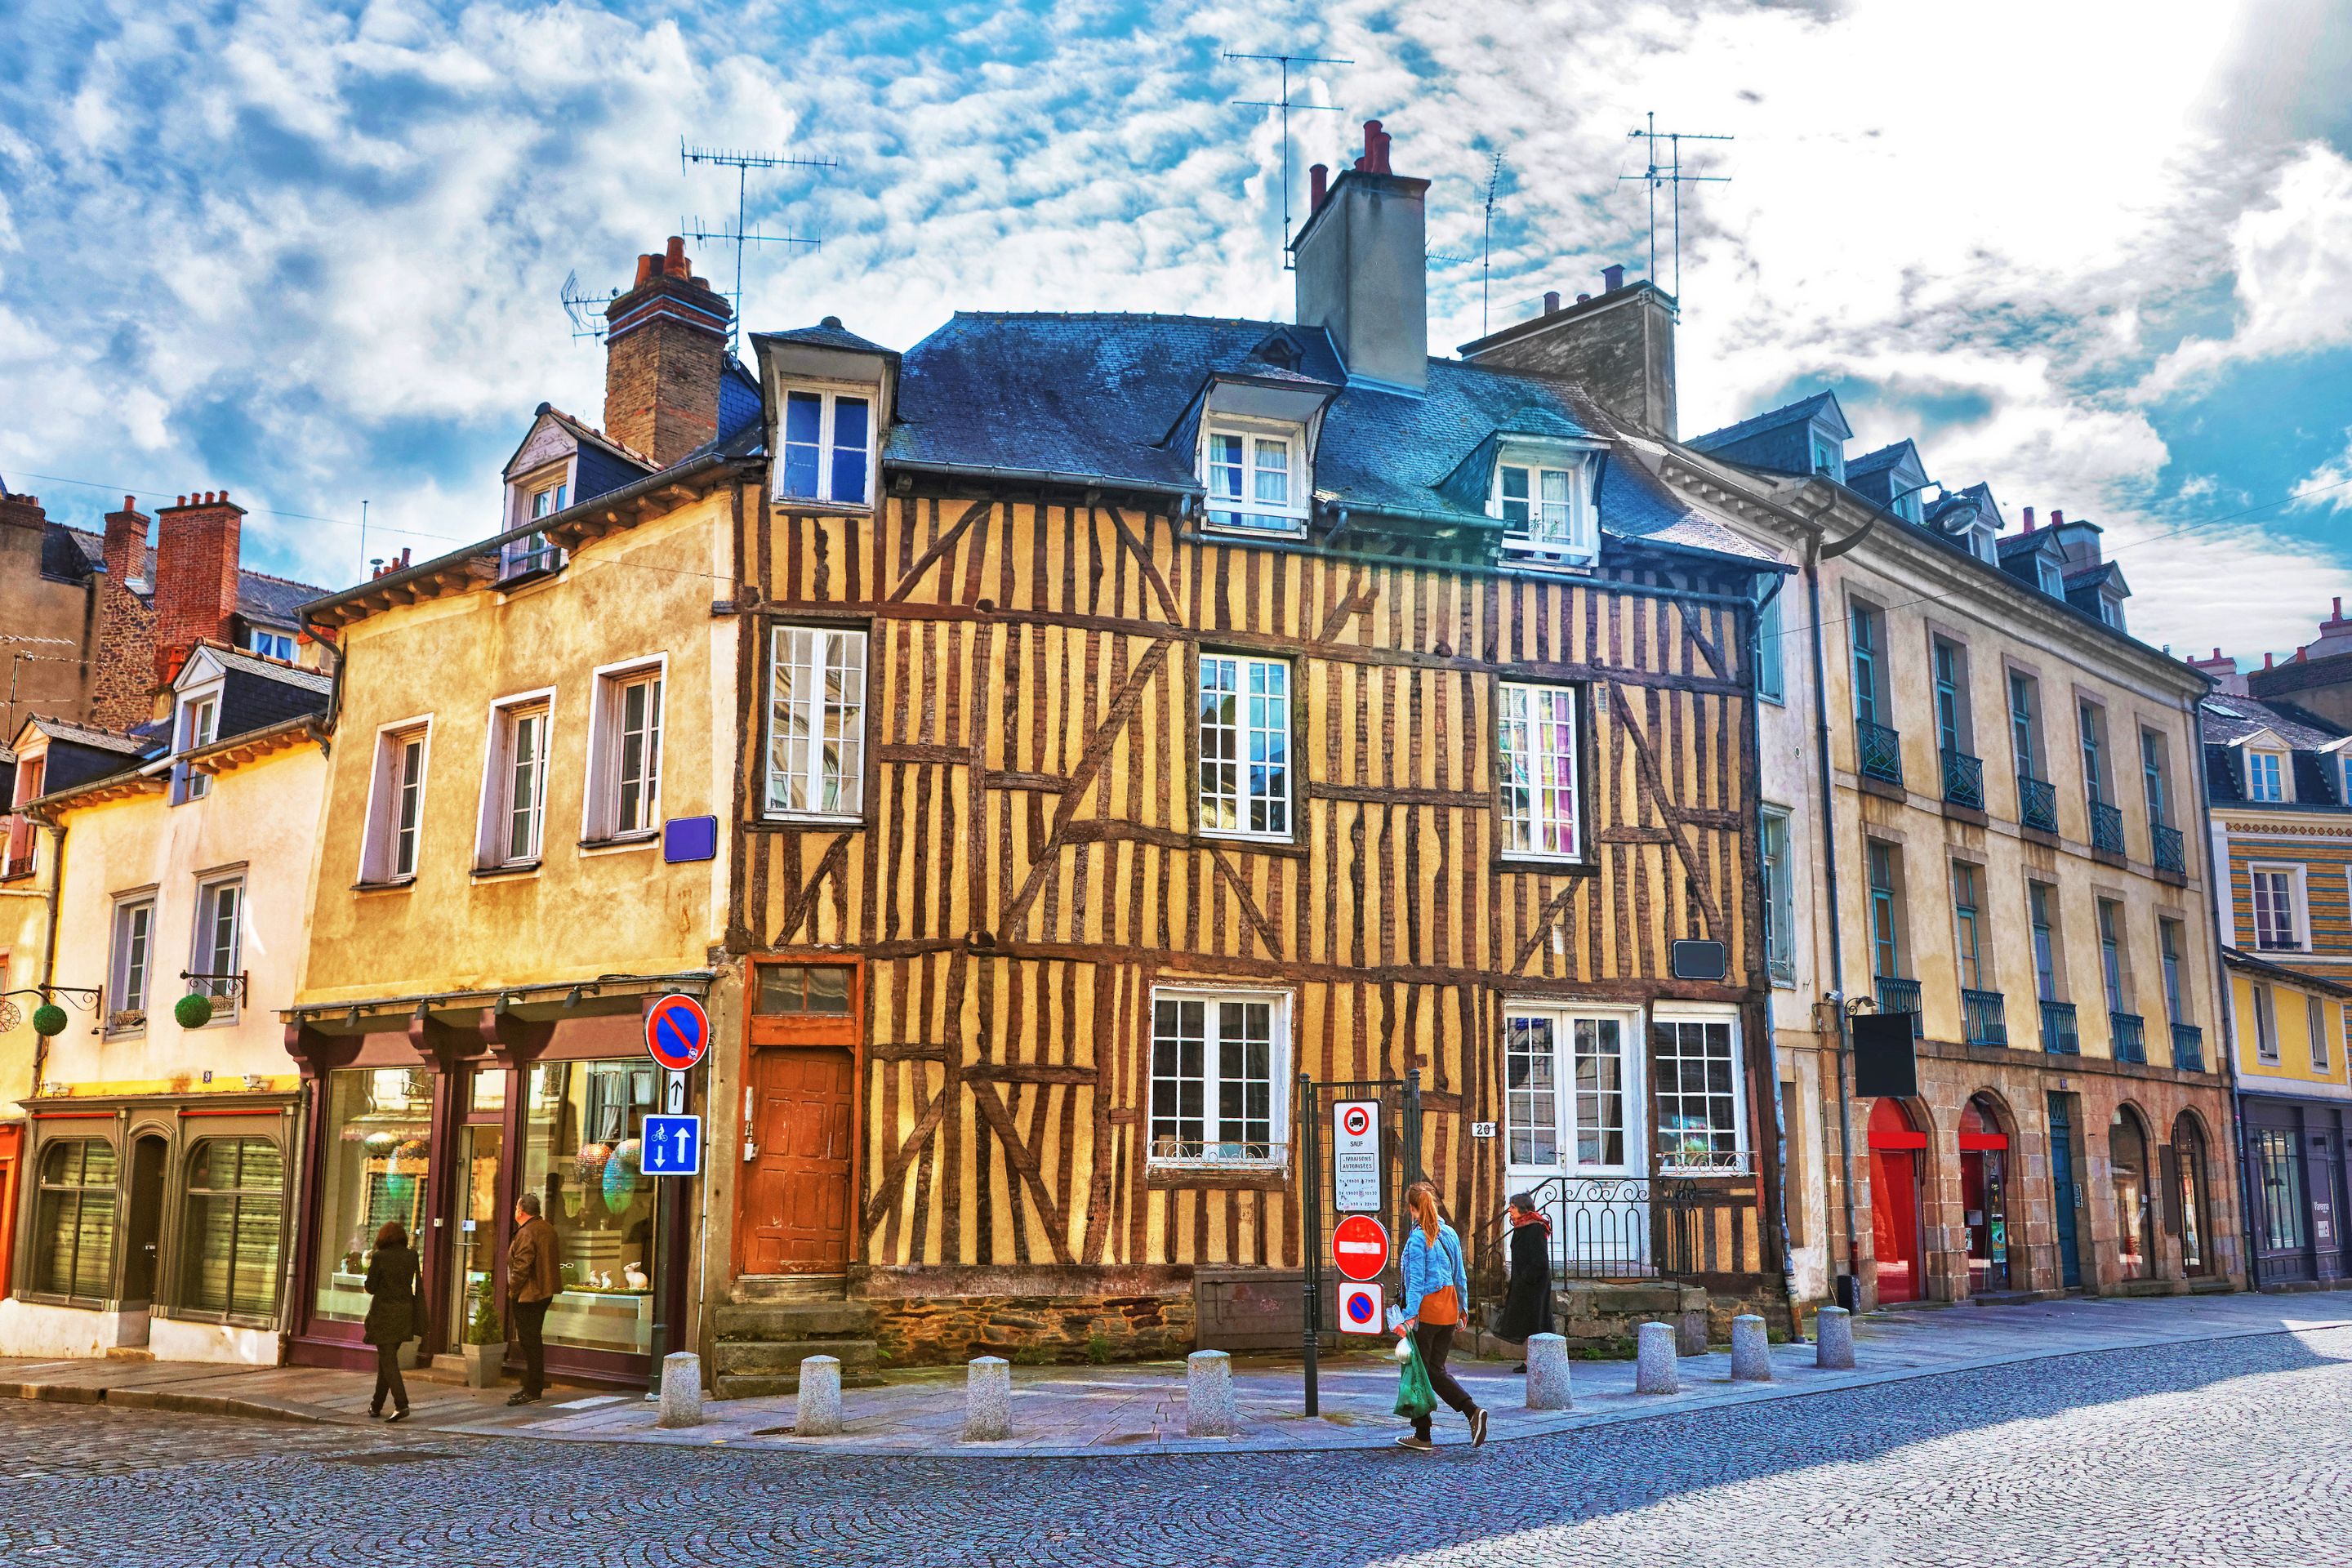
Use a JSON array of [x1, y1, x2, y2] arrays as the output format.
[[1606, 684, 1726, 934], [965, 1078, 1077, 1265]]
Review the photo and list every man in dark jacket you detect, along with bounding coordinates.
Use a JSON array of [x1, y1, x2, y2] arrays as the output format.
[[506, 1192, 562, 1405], [1494, 1192, 1554, 1372]]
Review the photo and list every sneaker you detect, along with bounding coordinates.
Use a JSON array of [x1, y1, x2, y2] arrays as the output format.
[[1394, 1433, 1435, 1452], [1471, 1408, 1490, 1447], [386, 1408, 410, 1425], [367, 1407, 384, 1420]]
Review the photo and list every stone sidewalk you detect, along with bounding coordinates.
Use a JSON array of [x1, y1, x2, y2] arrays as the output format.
[[3, 1289, 2346, 1459]]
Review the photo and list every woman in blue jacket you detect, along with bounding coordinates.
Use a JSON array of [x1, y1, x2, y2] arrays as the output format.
[[1396, 1180, 1486, 1450]]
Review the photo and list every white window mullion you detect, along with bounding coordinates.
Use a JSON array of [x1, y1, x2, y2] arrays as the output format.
[[767, 627, 867, 818], [1148, 989, 1289, 1168], [1499, 682, 1581, 860], [1198, 654, 1289, 839]]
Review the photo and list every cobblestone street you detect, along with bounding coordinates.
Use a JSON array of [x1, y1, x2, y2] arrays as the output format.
[[3, 1322, 2347, 1566]]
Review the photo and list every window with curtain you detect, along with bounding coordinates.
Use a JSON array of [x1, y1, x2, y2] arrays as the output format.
[[34, 1140, 117, 1301], [2252, 869, 2298, 950], [1497, 683, 1581, 860], [180, 1138, 283, 1318]]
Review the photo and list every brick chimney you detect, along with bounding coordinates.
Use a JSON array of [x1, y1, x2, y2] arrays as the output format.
[[1292, 120, 1430, 391], [151, 491, 243, 685], [0, 486, 42, 538], [2306, 595, 2352, 660], [2186, 647, 2245, 697], [83, 497, 161, 729], [604, 237, 733, 468]]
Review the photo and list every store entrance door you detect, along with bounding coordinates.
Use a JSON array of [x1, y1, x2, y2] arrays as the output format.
[[121, 1134, 168, 1304], [742, 1046, 855, 1275], [1868, 1098, 1927, 1304]]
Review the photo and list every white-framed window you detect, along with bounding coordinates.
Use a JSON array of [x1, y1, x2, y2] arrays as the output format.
[[778, 387, 873, 506], [1503, 1006, 1640, 1174], [530, 481, 568, 519], [477, 693, 553, 869], [246, 629, 297, 662], [172, 689, 220, 804], [2309, 994, 2330, 1072], [2338, 754, 2352, 805], [1196, 653, 1290, 839], [189, 874, 243, 1022], [2036, 558, 2065, 597], [1497, 682, 1581, 860], [1810, 434, 1843, 481], [766, 626, 867, 819], [584, 657, 666, 843], [1200, 421, 1308, 533], [360, 721, 430, 885], [1147, 988, 1289, 1168], [1652, 1011, 1748, 1172], [1761, 806, 1795, 987], [2247, 750, 2286, 803], [1755, 589, 1786, 703], [108, 893, 155, 1033], [2252, 982, 2280, 1064], [1494, 453, 1597, 562], [2250, 866, 2301, 951]]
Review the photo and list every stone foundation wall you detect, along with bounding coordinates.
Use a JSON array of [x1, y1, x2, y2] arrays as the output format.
[[869, 1291, 1195, 1367]]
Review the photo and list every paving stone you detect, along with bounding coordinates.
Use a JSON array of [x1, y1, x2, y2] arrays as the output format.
[[1525, 1333, 1572, 1410], [1634, 1321, 1679, 1394], [1730, 1315, 1772, 1383]]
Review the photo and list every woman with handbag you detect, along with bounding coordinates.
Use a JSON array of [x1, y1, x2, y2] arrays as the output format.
[[1395, 1181, 1486, 1450], [363, 1220, 421, 1423]]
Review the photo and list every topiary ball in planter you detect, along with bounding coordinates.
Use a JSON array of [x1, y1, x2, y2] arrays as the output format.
[[173, 993, 214, 1030], [30, 1004, 68, 1038]]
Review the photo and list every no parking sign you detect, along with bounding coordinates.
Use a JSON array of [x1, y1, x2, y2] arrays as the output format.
[[1338, 1281, 1386, 1335]]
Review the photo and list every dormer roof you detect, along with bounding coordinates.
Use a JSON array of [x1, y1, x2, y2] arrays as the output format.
[[1687, 390, 1852, 455]]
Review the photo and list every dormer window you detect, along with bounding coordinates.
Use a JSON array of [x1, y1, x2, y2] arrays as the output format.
[[1494, 452, 1597, 564], [1811, 434, 1844, 482], [501, 531, 564, 583], [1202, 421, 1307, 533], [531, 482, 568, 520], [2037, 559, 2064, 596], [780, 388, 873, 506], [1891, 491, 1922, 525], [2248, 750, 2286, 803], [172, 690, 220, 804], [246, 629, 297, 662]]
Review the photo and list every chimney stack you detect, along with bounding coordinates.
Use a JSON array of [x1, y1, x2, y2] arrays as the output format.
[[1459, 264, 1678, 437], [2050, 508, 2065, 528], [604, 237, 733, 467], [1292, 119, 1429, 390], [2185, 646, 2246, 695], [0, 487, 42, 538], [1601, 263, 1626, 293], [2021, 506, 2035, 532], [151, 491, 244, 685], [1543, 290, 1561, 315], [1308, 163, 1328, 211]]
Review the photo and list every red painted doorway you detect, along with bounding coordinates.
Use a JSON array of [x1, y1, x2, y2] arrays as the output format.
[[1869, 1098, 1927, 1304]]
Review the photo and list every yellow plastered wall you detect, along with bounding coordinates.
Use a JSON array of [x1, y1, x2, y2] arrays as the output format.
[[2230, 967, 2352, 1091]]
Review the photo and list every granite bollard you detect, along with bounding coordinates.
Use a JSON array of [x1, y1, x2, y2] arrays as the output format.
[[1634, 1321, 1680, 1394], [1524, 1332, 1572, 1410], [795, 1355, 844, 1436], [655, 1352, 703, 1429], [1186, 1348, 1238, 1437], [1815, 1305, 1856, 1370], [1730, 1314, 1772, 1382], [964, 1356, 1012, 1441]]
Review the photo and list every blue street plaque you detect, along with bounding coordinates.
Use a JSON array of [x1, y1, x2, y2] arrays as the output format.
[[643, 1114, 702, 1177]]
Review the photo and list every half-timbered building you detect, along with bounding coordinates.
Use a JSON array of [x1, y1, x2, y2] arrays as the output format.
[[704, 124, 1789, 1377]]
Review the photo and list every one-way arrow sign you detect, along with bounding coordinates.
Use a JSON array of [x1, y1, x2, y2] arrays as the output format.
[[642, 1113, 702, 1177]]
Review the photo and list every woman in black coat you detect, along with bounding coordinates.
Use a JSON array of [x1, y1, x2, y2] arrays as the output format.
[[1494, 1192, 1554, 1371], [363, 1220, 421, 1422]]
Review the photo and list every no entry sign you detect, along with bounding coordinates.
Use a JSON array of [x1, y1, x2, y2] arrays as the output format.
[[1333, 1214, 1390, 1281], [644, 993, 710, 1072]]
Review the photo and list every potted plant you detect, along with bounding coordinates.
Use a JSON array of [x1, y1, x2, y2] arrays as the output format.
[[460, 1275, 504, 1388]]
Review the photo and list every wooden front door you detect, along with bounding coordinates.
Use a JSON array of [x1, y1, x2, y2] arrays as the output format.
[[742, 1046, 855, 1274]]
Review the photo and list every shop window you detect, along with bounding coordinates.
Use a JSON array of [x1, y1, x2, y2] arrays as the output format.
[[1652, 1015, 1746, 1171], [179, 1137, 283, 1319], [312, 1068, 434, 1326], [34, 1139, 117, 1302], [521, 1060, 660, 1355], [1147, 989, 1288, 1168]]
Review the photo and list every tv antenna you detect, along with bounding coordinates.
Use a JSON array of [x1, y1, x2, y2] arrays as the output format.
[[560, 270, 620, 341], [1225, 51, 1351, 271], [1620, 113, 1732, 298], [680, 139, 837, 348], [1479, 153, 1506, 337]]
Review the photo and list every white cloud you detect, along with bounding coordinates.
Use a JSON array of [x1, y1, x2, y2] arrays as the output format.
[[2291, 429, 2352, 514]]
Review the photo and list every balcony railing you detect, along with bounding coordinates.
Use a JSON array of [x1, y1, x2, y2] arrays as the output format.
[[2171, 1022, 2205, 1072], [2153, 824, 2186, 875], [2090, 800, 2126, 855], [1876, 975, 1923, 1037], [1962, 988, 2008, 1047], [1857, 720, 1904, 786], [2040, 1000, 2080, 1055], [1941, 749, 1984, 810], [2019, 775, 2059, 834], [2109, 1009, 2146, 1064], [499, 532, 564, 582]]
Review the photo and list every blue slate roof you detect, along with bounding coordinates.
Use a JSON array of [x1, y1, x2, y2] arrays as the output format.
[[1687, 390, 1851, 455], [1844, 441, 1914, 482], [717, 356, 763, 443], [759, 319, 898, 356], [880, 312, 1772, 563]]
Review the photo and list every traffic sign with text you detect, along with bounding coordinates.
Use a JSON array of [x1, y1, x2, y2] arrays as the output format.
[[1332, 1098, 1382, 1214]]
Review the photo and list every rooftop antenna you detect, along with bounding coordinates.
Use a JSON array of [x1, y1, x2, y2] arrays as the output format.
[[680, 138, 837, 349], [1621, 112, 1732, 298], [1480, 152, 1505, 337], [1224, 51, 1352, 272], [560, 270, 620, 341]]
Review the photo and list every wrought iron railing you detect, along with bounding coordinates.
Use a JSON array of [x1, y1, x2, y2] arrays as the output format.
[[499, 532, 564, 581], [2171, 1022, 2205, 1072], [1857, 720, 1904, 786], [182, 969, 248, 1006], [1476, 1171, 1760, 1282], [2090, 800, 2126, 855], [1146, 1138, 1287, 1169], [2153, 824, 2185, 875], [1941, 748, 1984, 809], [1962, 988, 2008, 1047], [2019, 774, 2059, 833], [1875, 975, 1923, 1036], [2040, 1000, 2080, 1055], [2109, 1010, 2146, 1064]]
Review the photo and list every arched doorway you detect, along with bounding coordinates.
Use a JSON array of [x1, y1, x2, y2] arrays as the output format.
[[1868, 1098, 1927, 1303], [2172, 1112, 2214, 1278], [1959, 1095, 2012, 1293], [2110, 1107, 2154, 1283]]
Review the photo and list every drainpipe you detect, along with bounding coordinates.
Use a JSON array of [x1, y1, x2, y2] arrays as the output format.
[[1750, 565, 1806, 1339], [1804, 511, 1865, 1311]]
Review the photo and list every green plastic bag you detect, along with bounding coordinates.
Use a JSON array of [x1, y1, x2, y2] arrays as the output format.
[[1393, 1334, 1437, 1421]]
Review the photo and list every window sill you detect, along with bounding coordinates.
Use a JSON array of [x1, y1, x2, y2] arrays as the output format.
[[1200, 517, 1309, 540], [752, 813, 866, 831], [771, 494, 875, 515], [1144, 1162, 1289, 1190], [579, 832, 661, 855], [493, 563, 567, 595], [352, 876, 416, 893], [1500, 541, 1598, 568], [471, 860, 542, 882], [1194, 831, 1303, 858], [1496, 853, 1592, 875]]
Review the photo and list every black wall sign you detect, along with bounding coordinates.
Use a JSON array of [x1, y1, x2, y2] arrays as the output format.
[[1851, 1012, 1919, 1098], [1669, 939, 1728, 982]]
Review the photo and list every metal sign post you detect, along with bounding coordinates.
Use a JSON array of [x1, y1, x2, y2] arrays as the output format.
[[1298, 1072, 1321, 1417]]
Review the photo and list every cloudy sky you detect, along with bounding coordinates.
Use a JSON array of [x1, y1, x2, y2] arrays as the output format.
[[4, 0, 2350, 663]]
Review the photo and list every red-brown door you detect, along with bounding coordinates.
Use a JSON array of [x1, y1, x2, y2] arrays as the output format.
[[742, 1047, 855, 1274]]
